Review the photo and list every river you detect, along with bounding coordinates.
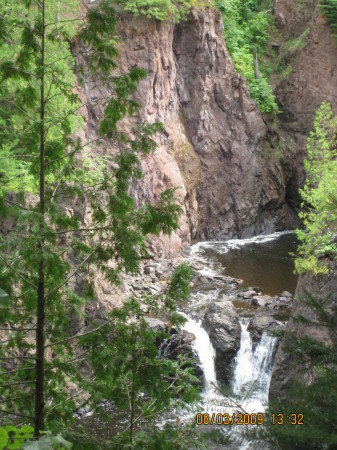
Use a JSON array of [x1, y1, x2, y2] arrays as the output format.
[[178, 231, 298, 448], [79, 232, 298, 448]]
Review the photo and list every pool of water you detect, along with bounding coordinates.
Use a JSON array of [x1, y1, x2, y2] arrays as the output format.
[[191, 232, 298, 296]]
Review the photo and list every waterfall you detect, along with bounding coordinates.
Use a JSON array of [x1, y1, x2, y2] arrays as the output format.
[[232, 319, 278, 413], [182, 314, 277, 414], [180, 312, 218, 397]]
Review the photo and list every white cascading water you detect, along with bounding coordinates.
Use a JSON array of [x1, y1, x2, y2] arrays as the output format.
[[180, 312, 218, 398], [182, 315, 277, 414], [232, 319, 278, 413]]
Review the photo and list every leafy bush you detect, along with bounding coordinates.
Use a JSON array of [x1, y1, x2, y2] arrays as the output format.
[[115, 0, 205, 22], [320, 0, 337, 39], [214, 0, 279, 114], [295, 102, 337, 274]]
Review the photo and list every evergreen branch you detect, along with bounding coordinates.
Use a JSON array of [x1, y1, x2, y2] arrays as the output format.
[[45, 349, 90, 371], [44, 251, 94, 301], [0, 409, 34, 419], [45, 16, 86, 28], [44, 318, 112, 349], [0, 253, 37, 288], [1, 380, 36, 387], [0, 63, 39, 78], [5, 199, 30, 211]]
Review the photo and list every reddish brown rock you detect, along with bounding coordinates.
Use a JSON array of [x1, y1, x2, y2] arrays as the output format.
[[74, 7, 296, 259]]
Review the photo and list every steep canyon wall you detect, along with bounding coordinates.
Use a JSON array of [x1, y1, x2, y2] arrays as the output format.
[[78, 7, 297, 259], [270, 0, 337, 396]]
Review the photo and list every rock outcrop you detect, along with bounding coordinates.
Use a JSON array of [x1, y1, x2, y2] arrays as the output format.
[[247, 314, 281, 350], [203, 298, 241, 383], [269, 263, 337, 399], [76, 7, 297, 260], [272, 0, 337, 207]]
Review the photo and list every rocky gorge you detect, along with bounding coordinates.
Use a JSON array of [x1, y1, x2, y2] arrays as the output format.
[[73, 0, 337, 407], [0, 0, 336, 446]]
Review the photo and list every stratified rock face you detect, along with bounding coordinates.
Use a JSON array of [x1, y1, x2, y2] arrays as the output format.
[[78, 8, 294, 258], [273, 0, 337, 206], [269, 264, 337, 399], [203, 300, 241, 383]]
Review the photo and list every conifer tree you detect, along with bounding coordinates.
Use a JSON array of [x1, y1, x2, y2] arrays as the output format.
[[0, 0, 195, 441]]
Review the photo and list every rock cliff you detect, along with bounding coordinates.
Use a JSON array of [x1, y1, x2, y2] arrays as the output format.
[[77, 7, 297, 259], [269, 263, 337, 398], [272, 0, 337, 207], [268, 0, 337, 399]]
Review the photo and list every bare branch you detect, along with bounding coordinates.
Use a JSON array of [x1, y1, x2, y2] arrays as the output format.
[[5, 199, 30, 211], [0, 356, 36, 360], [0, 63, 39, 79], [45, 349, 89, 371], [0, 366, 35, 377], [44, 137, 102, 167]]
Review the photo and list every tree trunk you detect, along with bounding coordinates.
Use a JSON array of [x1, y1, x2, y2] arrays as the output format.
[[35, 0, 46, 436], [253, 51, 260, 80]]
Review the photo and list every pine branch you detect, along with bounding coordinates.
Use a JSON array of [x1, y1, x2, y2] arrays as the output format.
[[1, 98, 39, 123], [45, 251, 94, 301], [0, 253, 37, 288], [0, 327, 36, 331], [0, 409, 34, 419], [45, 16, 86, 28], [45, 349, 90, 371], [44, 318, 112, 349], [1, 380, 36, 387]]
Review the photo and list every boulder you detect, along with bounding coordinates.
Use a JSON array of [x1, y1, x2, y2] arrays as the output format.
[[251, 295, 274, 307], [203, 300, 241, 383], [145, 317, 168, 333], [247, 315, 281, 349]]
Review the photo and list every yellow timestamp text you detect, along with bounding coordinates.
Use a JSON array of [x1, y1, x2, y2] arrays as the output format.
[[271, 413, 304, 425]]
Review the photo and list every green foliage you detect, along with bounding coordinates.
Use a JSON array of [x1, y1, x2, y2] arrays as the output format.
[[320, 0, 337, 41], [214, 0, 279, 114], [0, 0, 195, 442], [115, 0, 205, 23], [0, 426, 34, 450], [263, 292, 337, 449], [295, 102, 337, 274], [23, 433, 73, 450], [79, 282, 200, 446]]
